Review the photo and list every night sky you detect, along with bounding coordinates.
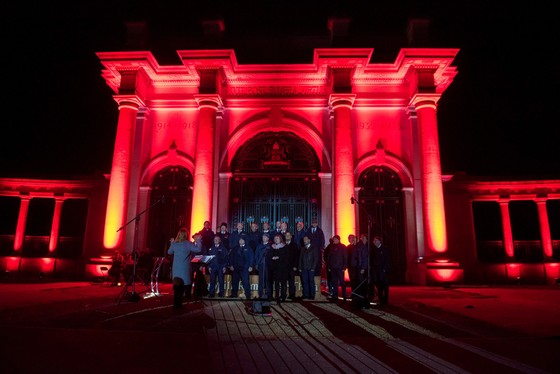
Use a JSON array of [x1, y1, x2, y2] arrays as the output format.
[[2, 2, 558, 180]]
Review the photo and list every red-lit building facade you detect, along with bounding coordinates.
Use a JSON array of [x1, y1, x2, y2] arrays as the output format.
[[1, 47, 559, 285]]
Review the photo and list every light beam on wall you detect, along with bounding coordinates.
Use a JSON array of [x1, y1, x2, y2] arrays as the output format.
[[103, 102, 138, 249]]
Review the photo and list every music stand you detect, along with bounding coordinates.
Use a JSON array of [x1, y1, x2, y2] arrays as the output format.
[[117, 197, 164, 304], [191, 255, 214, 302], [145, 257, 168, 299]]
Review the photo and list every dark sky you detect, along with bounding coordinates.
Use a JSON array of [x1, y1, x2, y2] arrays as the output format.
[[2, 2, 559, 180]]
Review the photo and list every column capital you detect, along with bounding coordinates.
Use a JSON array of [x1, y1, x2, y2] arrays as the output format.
[[409, 93, 440, 109], [318, 172, 332, 181], [194, 94, 223, 110], [328, 94, 356, 110], [113, 95, 145, 109]]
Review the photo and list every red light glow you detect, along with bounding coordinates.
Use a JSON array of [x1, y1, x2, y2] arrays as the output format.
[[331, 95, 356, 240], [190, 99, 219, 234], [506, 263, 521, 278], [6, 257, 20, 271], [415, 98, 447, 253], [103, 103, 139, 249], [14, 198, 30, 251]]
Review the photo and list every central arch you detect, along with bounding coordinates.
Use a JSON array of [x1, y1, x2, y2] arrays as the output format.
[[229, 131, 321, 231]]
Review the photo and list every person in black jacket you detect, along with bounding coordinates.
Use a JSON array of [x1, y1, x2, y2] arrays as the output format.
[[197, 220, 215, 254], [269, 233, 289, 302], [372, 236, 390, 306], [284, 231, 300, 299], [299, 235, 319, 300], [326, 235, 348, 301], [207, 235, 228, 297], [228, 237, 254, 299], [307, 217, 326, 276]]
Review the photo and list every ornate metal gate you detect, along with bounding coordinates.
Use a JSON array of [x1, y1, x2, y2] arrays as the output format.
[[229, 131, 321, 231], [358, 166, 406, 284], [147, 166, 193, 256], [229, 176, 320, 231]]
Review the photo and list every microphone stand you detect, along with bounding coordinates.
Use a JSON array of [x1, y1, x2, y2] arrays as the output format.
[[350, 196, 375, 306], [117, 196, 165, 304]]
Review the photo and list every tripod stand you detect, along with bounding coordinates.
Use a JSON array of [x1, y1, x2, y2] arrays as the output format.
[[117, 197, 164, 304], [350, 196, 375, 307]]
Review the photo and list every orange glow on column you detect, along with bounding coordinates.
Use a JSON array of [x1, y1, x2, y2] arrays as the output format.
[[330, 95, 356, 241], [416, 100, 447, 253], [49, 198, 64, 252], [14, 197, 30, 251], [499, 201, 514, 257], [536, 200, 553, 257], [103, 100, 139, 249], [190, 97, 220, 235]]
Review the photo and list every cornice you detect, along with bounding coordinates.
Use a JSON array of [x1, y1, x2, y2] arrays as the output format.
[[97, 47, 459, 99]]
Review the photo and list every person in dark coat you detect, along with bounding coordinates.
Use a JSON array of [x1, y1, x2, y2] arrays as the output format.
[[229, 221, 247, 250], [269, 233, 289, 302], [372, 236, 390, 306], [217, 222, 230, 250], [261, 219, 273, 237], [284, 231, 300, 299], [228, 237, 254, 299], [293, 220, 307, 247], [352, 234, 371, 308], [299, 235, 319, 300], [108, 250, 124, 286], [247, 221, 261, 254], [326, 235, 348, 301], [207, 235, 228, 298], [307, 218, 325, 275], [197, 220, 215, 254], [254, 232, 272, 299], [346, 234, 358, 291]]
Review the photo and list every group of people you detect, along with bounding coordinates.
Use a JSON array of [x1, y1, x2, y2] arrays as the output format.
[[107, 249, 154, 287], [337, 233, 391, 309], [166, 218, 391, 309]]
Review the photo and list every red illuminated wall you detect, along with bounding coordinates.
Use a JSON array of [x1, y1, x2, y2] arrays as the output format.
[[96, 48, 460, 281]]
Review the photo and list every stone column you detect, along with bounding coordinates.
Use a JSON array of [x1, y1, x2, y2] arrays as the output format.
[[328, 94, 356, 240], [191, 95, 222, 236], [103, 96, 143, 250], [212, 109, 224, 229], [217, 172, 232, 227], [536, 199, 553, 257], [410, 94, 447, 255], [319, 172, 333, 238], [49, 198, 65, 252], [499, 200, 514, 258], [14, 197, 31, 251]]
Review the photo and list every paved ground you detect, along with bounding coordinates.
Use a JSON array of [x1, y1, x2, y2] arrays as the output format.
[[1, 280, 559, 373]]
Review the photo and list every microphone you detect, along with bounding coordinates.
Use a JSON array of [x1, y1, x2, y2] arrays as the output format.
[[350, 196, 355, 204]]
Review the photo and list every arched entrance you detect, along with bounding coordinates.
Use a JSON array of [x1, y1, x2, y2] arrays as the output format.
[[229, 131, 321, 231], [358, 166, 406, 284], [147, 166, 193, 256]]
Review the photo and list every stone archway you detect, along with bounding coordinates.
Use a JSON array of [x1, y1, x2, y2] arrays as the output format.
[[358, 166, 407, 284], [229, 131, 321, 231], [146, 166, 193, 257]]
